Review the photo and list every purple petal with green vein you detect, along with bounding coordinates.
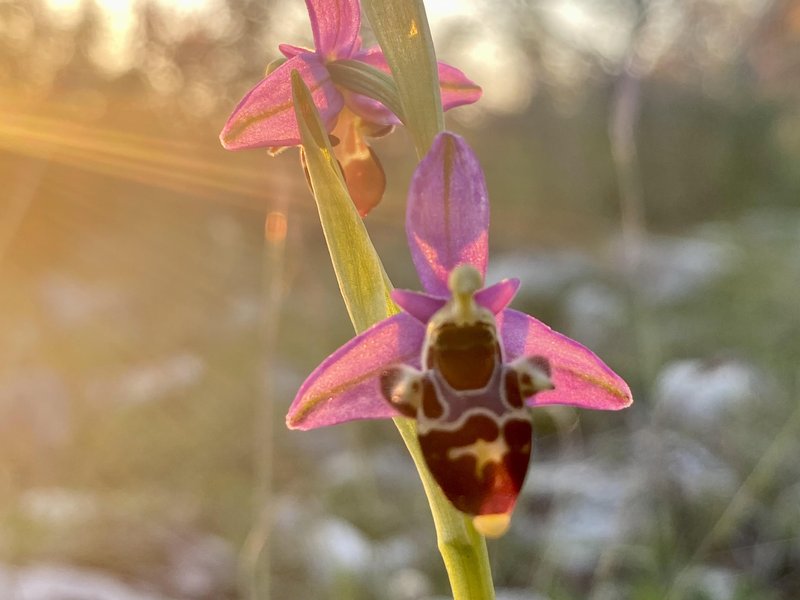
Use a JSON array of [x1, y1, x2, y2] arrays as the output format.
[[498, 309, 633, 410], [220, 54, 343, 149], [407, 132, 489, 296], [306, 0, 361, 59], [436, 62, 483, 110], [279, 43, 311, 58], [287, 313, 425, 430]]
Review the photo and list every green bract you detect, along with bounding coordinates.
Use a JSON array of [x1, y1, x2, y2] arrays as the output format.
[[362, 0, 444, 156], [290, 71, 395, 333]]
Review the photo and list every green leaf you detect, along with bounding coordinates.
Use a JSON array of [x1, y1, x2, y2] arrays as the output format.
[[327, 59, 405, 123], [290, 71, 395, 332], [362, 0, 443, 157]]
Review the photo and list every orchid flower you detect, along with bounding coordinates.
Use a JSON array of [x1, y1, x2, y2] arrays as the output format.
[[219, 0, 481, 216], [287, 132, 633, 537]]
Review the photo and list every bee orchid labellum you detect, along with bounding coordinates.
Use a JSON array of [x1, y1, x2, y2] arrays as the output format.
[[381, 265, 554, 537]]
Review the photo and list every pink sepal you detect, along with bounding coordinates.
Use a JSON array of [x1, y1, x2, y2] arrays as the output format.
[[498, 309, 633, 411], [287, 313, 425, 430]]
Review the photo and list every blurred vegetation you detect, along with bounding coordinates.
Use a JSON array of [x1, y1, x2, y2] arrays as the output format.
[[1, 0, 800, 599]]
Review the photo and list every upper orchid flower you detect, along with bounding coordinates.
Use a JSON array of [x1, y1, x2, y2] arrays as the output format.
[[287, 133, 633, 537], [219, 0, 482, 216]]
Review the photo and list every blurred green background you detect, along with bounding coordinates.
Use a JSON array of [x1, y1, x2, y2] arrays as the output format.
[[2, 0, 800, 598]]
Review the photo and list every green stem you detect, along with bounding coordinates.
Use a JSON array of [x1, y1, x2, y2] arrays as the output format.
[[361, 0, 496, 593]]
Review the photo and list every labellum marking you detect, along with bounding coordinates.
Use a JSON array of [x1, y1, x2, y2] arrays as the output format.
[[380, 265, 554, 537], [447, 435, 510, 479]]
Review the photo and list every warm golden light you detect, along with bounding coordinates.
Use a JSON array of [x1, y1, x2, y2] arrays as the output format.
[[0, 110, 294, 210]]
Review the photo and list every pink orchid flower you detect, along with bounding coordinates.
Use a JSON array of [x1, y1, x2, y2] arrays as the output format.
[[287, 133, 633, 537], [219, 0, 482, 216]]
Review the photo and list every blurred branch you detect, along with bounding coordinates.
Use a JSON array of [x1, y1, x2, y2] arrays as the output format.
[[607, 3, 661, 388], [239, 200, 289, 600]]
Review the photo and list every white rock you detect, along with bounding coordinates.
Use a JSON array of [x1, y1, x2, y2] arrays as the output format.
[[86, 353, 205, 408], [0, 564, 166, 600], [524, 460, 638, 571], [165, 533, 236, 599], [615, 234, 735, 306], [38, 274, 124, 329], [19, 488, 97, 525], [373, 536, 418, 573], [488, 251, 594, 302], [654, 358, 761, 426], [307, 518, 372, 582], [527, 460, 635, 505], [686, 566, 738, 600], [562, 282, 625, 347], [663, 434, 738, 499], [385, 568, 431, 600], [633, 429, 738, 500]]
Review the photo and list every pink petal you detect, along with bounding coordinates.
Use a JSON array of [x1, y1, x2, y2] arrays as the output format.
[[498, 309, 633, 411], [220, 54, 343, 150], [391, 279, 519, 323], [287, 313, 425, 430], [391, 289, 446, 323], [279, 43, 311, 58], [438, 62, 483, 111], [343, 89, 401, 127], [306, 0, 361, 59], [407, 132, 490, 296], [344, 47, 403, 125], [474, 278, 520, 314], [353, 47, 481, 117]]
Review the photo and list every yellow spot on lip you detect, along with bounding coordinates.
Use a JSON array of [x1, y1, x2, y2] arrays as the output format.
[[473, 513, 511, 538], [448, 436, 509, 478]]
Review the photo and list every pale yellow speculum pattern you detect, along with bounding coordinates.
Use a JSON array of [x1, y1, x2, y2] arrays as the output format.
[[448, 436, 509, 479]]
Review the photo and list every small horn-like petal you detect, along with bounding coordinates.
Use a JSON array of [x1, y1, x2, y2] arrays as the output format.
[[437, 61, 483, 111], [474, 278, 520, 315], [391, 289, 447, 323]]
